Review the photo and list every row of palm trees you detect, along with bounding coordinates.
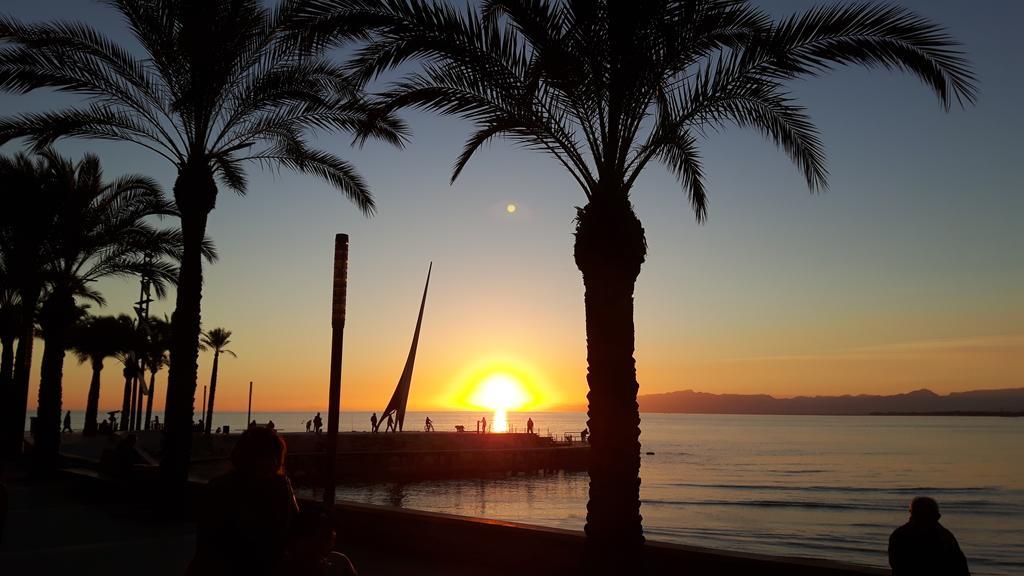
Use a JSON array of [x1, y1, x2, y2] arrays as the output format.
[[0, 0, 975, 565], [0, 149, 181, 469], [0, 147, 234, 463]]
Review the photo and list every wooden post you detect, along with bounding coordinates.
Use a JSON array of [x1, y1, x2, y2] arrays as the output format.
[[323, 234, 348, 505], [247, 381, 252, 427]]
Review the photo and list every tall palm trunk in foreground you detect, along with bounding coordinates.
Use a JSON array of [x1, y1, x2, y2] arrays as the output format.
[[574, 196, 647, 550]]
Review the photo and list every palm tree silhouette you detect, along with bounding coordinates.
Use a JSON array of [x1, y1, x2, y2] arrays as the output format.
[[296, 0, 976, 566], [0, 0, 407, 484], [143, 316, 172, 430], [0, 286, 21, 411], [200, 327, 236, 435], [70, 314, 137, 436], [0, 152, 53, 457], [31, 149, 181, 471]]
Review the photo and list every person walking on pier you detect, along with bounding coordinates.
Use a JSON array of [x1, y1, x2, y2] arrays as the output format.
[[888, 496, 970, 576], [370, 412, 378, 432], [62, 410, 73, 433], [385, 413, 395, 432], [526, 418, 534, 434]]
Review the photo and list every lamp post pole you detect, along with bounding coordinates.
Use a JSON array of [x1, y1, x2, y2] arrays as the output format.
[[323, 234, 348, 505], [247, 381, 252, 427]]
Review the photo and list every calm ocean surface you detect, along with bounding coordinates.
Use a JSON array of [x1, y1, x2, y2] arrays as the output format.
[[53, 410, 1024, 574]]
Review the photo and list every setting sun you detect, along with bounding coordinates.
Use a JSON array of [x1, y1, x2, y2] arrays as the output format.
[[468, 373, 530, 411]]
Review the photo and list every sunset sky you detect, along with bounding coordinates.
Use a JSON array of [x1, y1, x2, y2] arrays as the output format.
[[3, 0, 1021, 413]]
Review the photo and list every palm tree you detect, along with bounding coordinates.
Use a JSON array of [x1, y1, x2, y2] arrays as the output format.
[[117, 349, 143, 432], [144, 316, 172, 430], [0, 287, 19, 400], [70, 314, 137, 436], [200, 327, 236, 435], [294, 0, 976, 566], [0, 0, 407, 484], [32, 149, 181, 471], [0, 152, 54, 457]]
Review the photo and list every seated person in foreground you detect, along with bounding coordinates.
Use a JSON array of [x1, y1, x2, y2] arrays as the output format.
[[888, 496, 970, 576], [279, 506, 357, 576], [189, 426, 299, 576]]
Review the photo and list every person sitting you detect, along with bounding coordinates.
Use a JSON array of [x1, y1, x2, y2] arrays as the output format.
[[189, 427, 299, 576], [279, 505, 357, 576], [889, 496, 970, 576]]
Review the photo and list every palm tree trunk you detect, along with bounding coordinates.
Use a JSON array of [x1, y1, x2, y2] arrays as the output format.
[[34, 290, 75, 472], [129, 372, 139, 431], [0, 335, 14, 435], [162, 162, 216, 487], [204, 350, 220, 435], [134, 366, 144, 430], [0, 335, 14, 396], [573, 195, 647, 571], [2, 290, 38, 458], [120, 368, 132, 431], [83, 358, 103, 436], [144, 370, 156, 430]]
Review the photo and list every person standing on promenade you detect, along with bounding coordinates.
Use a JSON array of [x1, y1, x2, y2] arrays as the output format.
[[190, 426, 299, 576], [481, 416, 487, 434], [62, 411, 72, 433], [305, 420, 312, 433], [370, 413, 378, 432], [385, 413, 394, 432], [526, 418, 534, 434], [313, 412, 323, 434], [889, 496, 970, 576]]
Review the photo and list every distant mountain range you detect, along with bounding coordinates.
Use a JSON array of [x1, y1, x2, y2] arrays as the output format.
[[628, 388, 1024, 415]]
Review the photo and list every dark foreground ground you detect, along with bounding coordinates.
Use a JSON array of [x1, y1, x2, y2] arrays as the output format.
[[1, 461, 889, 576]]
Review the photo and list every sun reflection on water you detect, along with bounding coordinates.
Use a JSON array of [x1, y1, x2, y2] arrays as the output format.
[[492, 409, 509, 433]]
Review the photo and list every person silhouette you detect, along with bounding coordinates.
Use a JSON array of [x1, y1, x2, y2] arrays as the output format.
[[305, 420, 312, 433], [370, 412, 378, 433], [62, 410, 73, 433], [385, 413, 394, 432], [267, 419, 276, 431], [424, 416, 433, 432], [152, 415, 160, 430], [526, 417, 534, 434], [481, 416, 487, 434], [189, 426, 299, 576], [888, 496, 970, 576], [313, 412, 323, 434]]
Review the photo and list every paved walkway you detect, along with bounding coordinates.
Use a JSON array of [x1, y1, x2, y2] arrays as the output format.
[[1, 470, 196, 575]]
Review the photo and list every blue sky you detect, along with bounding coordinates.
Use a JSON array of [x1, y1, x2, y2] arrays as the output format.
[[2, 0, 1020, 412]]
